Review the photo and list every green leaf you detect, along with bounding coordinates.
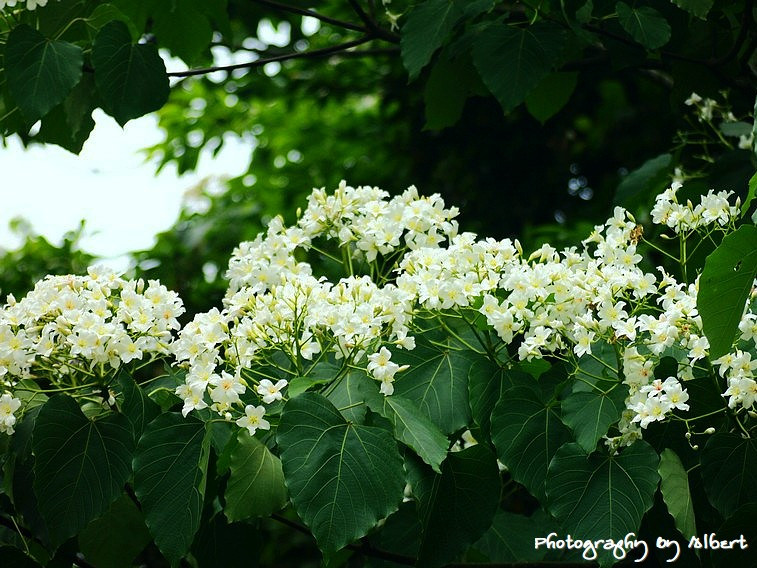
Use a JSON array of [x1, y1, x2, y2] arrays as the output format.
[[525, 72, 578, 123], [392, 339, 473, 434], [491, 386, 571, 502], [741, 172, 757, 217], [401, 0, 464, 80], [698, 225, 757, 358], [720, 121, 753, 138], [192, 514, 262, 568], [326, 369, 371, 423], [700, 434, 757, 519], [224, 430, 287, 521], [277, 393, 404, 553], [78, 495, 152, 568], [152, 0, 213, 65], [133, 413, 209, 563], [32, 395, 133, 548], [546, 442, 659, 544], [92, 20, 169, 126], [561, 383, 628, 452], [4, 25, 83, 122], [473, 22, 566, 114], [117, 371, 160, 443], [671, 0, 714, 19], [613, 153, 672, 207], [658, 449, 696, 539], [365, 392, 449, 473], [423, 56, 475, 130], [473, 510, 548, 563], [86, 3, 140, 39], [468, 358, 511, 440], [409, 445, 501, 567], [0, 546, 42, 568], [616, 2, 671, 50]]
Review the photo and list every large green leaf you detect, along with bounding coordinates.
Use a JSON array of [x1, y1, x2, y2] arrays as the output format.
[[133, 413, 209, 563], [326, 369, 371, 423], [698, 225, 757, 358], [561, 383, 628, 452], [224, 431, 287, 521], [400, 0, 464, 79], [423, 55, 477, 130], [613, 153, 672, 208], [32, 395, 133, 548], [616, 2, 671, 50], [491, 386, 571, 502], [92, 20, 169, 125], [473, 510, 549, 563], [392, 340, 473, 434], [192, 514, 262, 568], [277, 393, 404, 554], [118, 371, 160, 443], [546, 442, 659, 545], [4, 25, 83, 122], [364, 391, 449, 473], [672, 0, 713, 19], [152, 0, 213, 65], [409, 445, 501, 567], [468, 358, 515, 440], [742, 171, 757, 218], [525, 72, 578, 123], [700, 434, 757, 519], [0, 547, 42, 568], [78, 495, 152, 568], [472, 22, 566, 114], [658, 449, 696, 540]]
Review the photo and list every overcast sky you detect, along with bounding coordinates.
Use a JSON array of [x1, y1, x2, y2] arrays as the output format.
[[0, 109, 250, 266]]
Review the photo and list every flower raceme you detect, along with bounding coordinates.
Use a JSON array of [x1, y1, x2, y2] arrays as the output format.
[[0, 267, 185, 433], [0, 180, 751, 446]]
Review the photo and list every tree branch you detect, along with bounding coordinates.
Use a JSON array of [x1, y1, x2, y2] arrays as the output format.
[[347, 0, 400, 43], [249, 0, 366, 33], [166, 36, 375, 78]]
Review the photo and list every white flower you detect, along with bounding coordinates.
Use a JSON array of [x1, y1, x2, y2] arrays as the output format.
[[257, 379, 288, 404], [236, 405, 270, 435], [0, 393, 21, 435]]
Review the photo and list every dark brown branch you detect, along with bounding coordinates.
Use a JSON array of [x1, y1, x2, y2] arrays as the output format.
[[347, 0, 400, 43], [166, 36, 374, 77], [250, 0, 366, 33]]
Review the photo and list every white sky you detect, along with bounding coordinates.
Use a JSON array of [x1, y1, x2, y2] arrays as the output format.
[[0, 109, 251, 265]]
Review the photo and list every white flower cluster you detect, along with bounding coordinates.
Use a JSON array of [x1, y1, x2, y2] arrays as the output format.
[[0, 0, 51, 10], [174, 182, 460, 428], [166, 179, 748, 445], [0, 266, 184, 387], [651, 182, 739, 233], [0, 392, 21, 434], [715, 348, 757, 409]]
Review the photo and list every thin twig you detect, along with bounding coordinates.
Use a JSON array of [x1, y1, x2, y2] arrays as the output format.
[[348, 0, 400, 43], [166, 36, 374, 77], [250, 0, 366, 33]]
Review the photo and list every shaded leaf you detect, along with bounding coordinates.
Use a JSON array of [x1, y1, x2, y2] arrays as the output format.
[[672, 0, 714, 19], [658, 448, 696, 540], [152, 0, 213, 65], [525, 72, 578, 123], [365, 391, 448, 473], [92, 20, 169, 125], [277, 393, 404, 554], [78, 495, 151, 568], [474, 510, 548, 563], [5, 25, 83, 122], [697, 225, 757, 358], [613, 153, 672, 208], [401, 0, 464, 79], [409, 445, 500, 567], [473, 22, 566, 114], [117, 371, 160, 443], [32, 395, 133, 548], [561, 383, 628, 452], [616, 2, 671, 50], [133, 413, 209, 563], [546, 442, 659, 554], [392, 339, 473, 434], [224, 431, 287, 521], [700, 434, 757, 519], [492, 386, 571, 502]]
